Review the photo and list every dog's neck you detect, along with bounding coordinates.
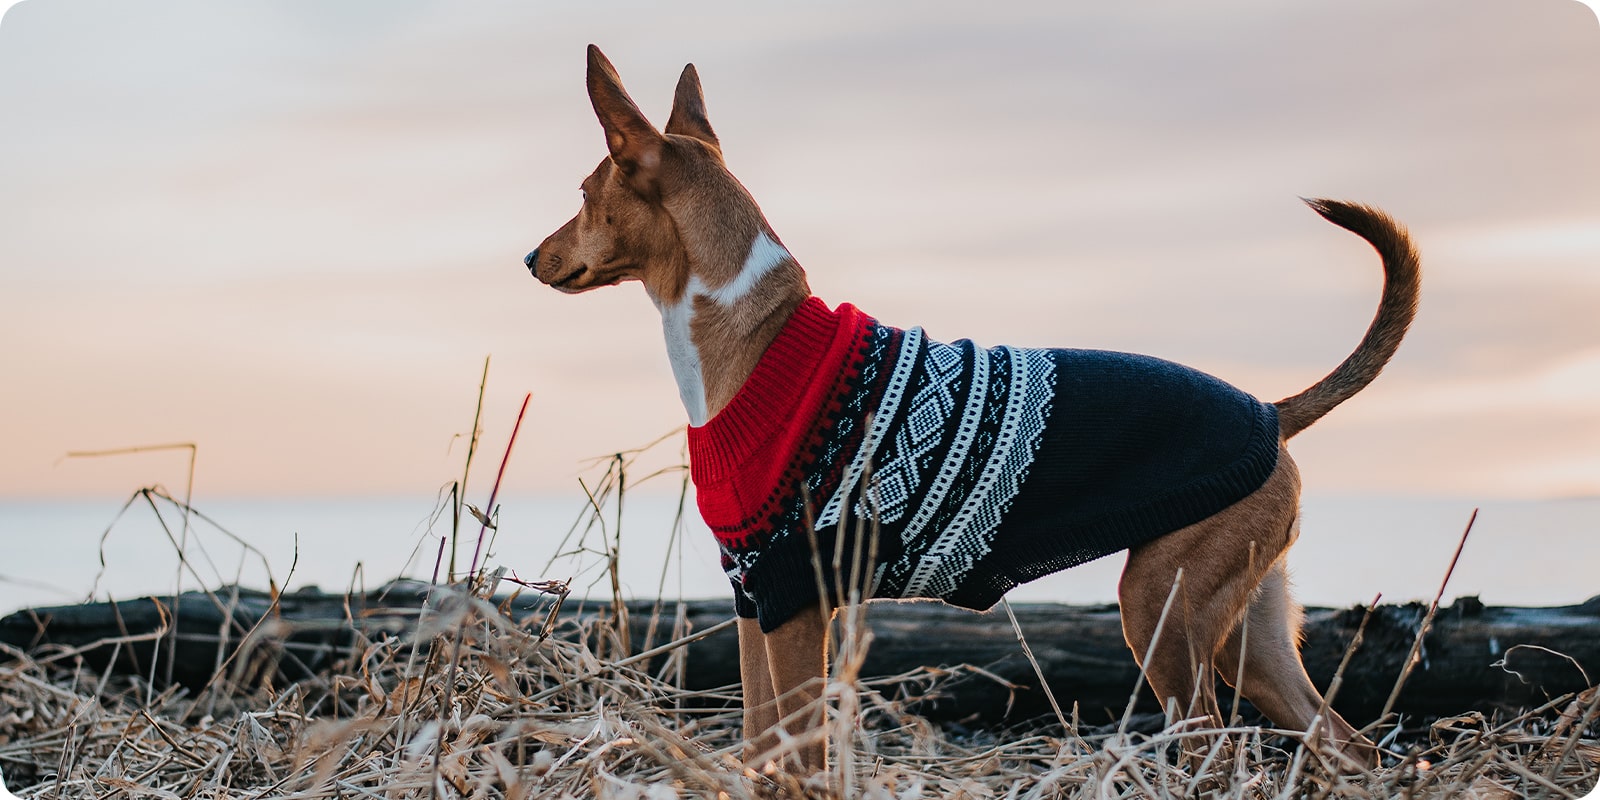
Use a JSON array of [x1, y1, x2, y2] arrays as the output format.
[[649, 229, 809, 426]]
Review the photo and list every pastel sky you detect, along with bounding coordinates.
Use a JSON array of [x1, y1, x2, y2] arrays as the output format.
[[2, 0, 1598, 501]]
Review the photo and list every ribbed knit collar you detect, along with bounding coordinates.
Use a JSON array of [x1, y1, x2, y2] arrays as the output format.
[[686, 296, 867, 484]]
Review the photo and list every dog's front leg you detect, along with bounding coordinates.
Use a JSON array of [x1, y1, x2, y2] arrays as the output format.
[[737, 617, 780, 763], [742, 604, 829, 773]]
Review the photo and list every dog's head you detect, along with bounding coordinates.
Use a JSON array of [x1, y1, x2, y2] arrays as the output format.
[[526, 46, 780, 306]]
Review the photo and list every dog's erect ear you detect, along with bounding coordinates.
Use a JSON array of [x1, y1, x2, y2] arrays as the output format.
[[665, 63, 718, 147], [587, 45, 664, 189]]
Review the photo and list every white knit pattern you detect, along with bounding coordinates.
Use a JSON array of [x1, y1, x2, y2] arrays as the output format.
[[873, 339, 990, 537], [862, 339, 967, 523], [899, 346, 1055, 599], [816, 326, 924, 529]]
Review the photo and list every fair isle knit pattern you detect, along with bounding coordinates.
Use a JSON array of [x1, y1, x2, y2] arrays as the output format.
[[687, 297, 1282, 633]]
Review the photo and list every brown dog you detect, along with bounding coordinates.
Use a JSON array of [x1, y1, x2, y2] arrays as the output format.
[[527, 46, 1419, 773]]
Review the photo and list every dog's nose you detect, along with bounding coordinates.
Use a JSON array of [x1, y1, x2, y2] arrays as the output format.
[[524, 248, 539, 275]]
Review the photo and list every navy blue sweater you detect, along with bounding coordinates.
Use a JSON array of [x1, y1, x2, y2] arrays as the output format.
[[690, 300, 1281, 632]]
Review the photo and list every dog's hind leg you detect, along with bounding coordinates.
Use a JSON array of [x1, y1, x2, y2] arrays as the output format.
[[1118, 455, 1302, 731], [1215, 558, 1377, 766]]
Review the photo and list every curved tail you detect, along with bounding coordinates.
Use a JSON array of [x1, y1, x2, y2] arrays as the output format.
[[1275, 199, 1421, 440]]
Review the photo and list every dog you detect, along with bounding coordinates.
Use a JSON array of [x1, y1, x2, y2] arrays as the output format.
[[526, 45, 1419, 773]]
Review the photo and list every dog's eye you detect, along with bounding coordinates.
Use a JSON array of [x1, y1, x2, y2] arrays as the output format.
[[580, 189, 589, 203]]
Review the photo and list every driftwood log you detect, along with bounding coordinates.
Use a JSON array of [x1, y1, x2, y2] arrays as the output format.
[[2, 584, 1596, 726]]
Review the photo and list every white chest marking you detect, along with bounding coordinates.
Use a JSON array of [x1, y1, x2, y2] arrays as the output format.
[[657, 293, 708, 425], [656, 231, 793, 427]]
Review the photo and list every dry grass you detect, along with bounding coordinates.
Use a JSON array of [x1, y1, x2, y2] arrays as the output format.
[[1, 581, 1597, 799]]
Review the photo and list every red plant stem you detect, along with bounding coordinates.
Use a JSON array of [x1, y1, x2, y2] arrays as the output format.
[[469, 392, 531, 581], [431, 536, 447, 585]]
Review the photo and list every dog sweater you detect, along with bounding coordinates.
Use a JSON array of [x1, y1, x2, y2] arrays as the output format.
[[687, 296, 1281, 632]]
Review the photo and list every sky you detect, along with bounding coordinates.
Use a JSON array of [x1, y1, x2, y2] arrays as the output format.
[[1, 0, 1598, 503]]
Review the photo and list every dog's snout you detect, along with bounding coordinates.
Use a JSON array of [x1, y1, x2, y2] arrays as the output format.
[[524, 248, 540, 274]]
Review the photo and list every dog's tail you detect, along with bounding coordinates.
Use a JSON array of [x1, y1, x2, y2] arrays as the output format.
[[1274, 199, 1421, 440]]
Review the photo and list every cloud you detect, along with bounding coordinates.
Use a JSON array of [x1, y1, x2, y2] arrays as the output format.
[[1, 0, 1596, 497]]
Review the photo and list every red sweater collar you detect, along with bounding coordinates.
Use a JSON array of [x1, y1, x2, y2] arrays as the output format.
[[686, 296, 868, 484]]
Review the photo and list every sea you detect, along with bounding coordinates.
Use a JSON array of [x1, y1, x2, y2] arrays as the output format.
[[1, 492, 1596, 617]]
